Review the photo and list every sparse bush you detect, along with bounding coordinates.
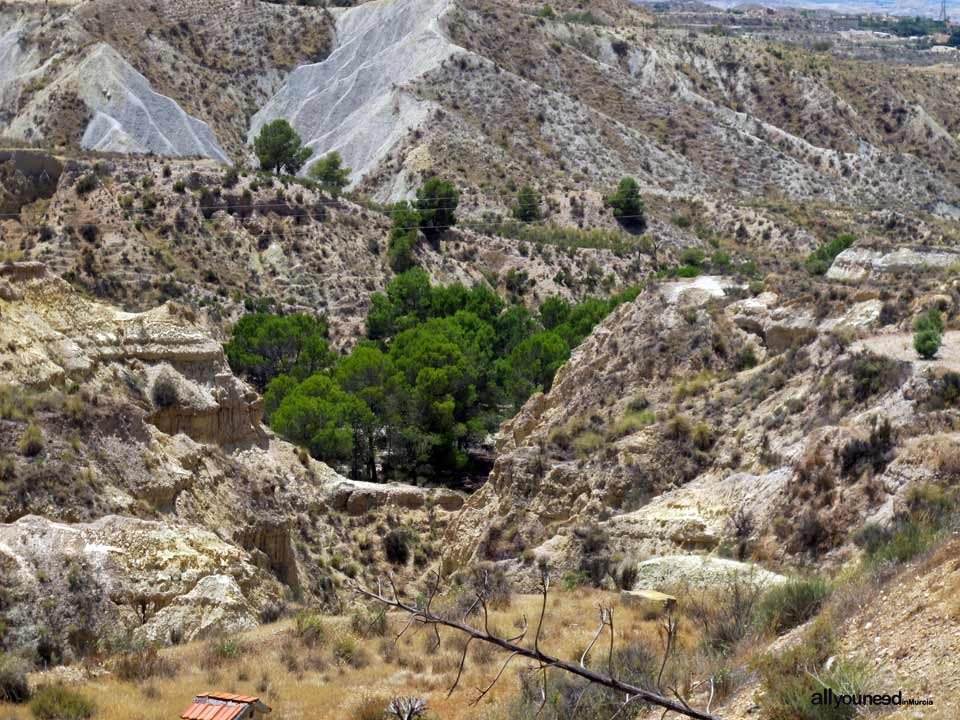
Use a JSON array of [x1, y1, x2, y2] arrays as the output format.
[[512, 185, 541, 222], [332, 632, 370, 668], [687, 572, 765, 655], [571, 430, 603, 458], [294, 611, 327, 647], [352, 695, 390, 720], [74, 174, 98, 196], [383, 528, 413, 565], [350, 607, 387, 639], [861, 517, 937, 566], [735, 346, 758, 371], [452, 563, 513, 612], [606, 409, 654, 439], [112, 647, 178, 682], [692, 422, 713, 450], [663, 414, 691, 442], [906, 481, 953, 523], [0, 652, 30, 703], [755, 576, 832, 634], [203, 638, 244, 665], [756, 620, 870, 720], [19, 424, 44, 457], [79, 224, 98, 243], [151, 374, 179, 408], [307, 152, 351, 195], [850, 355, 902, 401], [222, 166, 240, 188], [804, 234, 855, 275], [30, 685, 95, 720]]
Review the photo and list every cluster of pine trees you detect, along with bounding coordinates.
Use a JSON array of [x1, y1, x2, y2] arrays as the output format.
[[226, 269, 638, 482]]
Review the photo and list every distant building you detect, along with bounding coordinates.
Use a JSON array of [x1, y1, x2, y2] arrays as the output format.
[[180, 692, 272, 720]]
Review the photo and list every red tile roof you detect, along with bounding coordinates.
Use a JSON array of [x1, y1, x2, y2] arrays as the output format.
[[181, 693, 269, 720], [197, 693, 261, 704], [180, 702, 247, 720]]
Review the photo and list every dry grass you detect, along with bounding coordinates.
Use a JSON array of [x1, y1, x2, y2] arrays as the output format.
[[0, 589, 683, 720]]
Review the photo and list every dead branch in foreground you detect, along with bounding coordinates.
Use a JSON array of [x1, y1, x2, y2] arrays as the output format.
[[354, 571, 722, 720]]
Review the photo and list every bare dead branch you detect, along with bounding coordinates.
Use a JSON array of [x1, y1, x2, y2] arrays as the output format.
[[470, 651, 520, 705], [447, 635, 474, 697], [581, 606, 608, 668], [353, 577, 722, 720]]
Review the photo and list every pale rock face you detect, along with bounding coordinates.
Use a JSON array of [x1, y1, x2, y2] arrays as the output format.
[[729, 293, 819, 354], [604, 468, 794, 558], [324, 478, 465, 515], [5, 42, 229, 162], [627, 556, 785, 592], [0, 515, 282, 656], [827, 246, 960, 281], [661, 275, 740, 305], [135, 574, 259, 645], [250, 0, 464, 189], [0, 264, 261, 445]]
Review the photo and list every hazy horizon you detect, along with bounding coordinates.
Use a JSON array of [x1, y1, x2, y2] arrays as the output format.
[[636, 0, 958, 19]]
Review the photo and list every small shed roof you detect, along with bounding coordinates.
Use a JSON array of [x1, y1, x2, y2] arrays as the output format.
[[180, 692, 272, 720]]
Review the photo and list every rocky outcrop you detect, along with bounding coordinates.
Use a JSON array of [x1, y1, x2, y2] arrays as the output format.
[[134, 574, 259, 645], [0, 150, 63, 215], [324, 478, 465, 515], [0, 263, 260, 445], [604, 468, 793, 557], [827, 246, 960, 281], [626, 556, 785, 592], [0, 515, 282, 658]]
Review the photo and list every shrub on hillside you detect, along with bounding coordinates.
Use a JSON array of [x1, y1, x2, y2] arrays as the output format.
[[383, 528, 413, 565], [112, 647, 177, 682], [30, 685, 95, 720], [756, 620, 870, 720], [414, 177, 459, 237], [850, 355, 902, 401], [755, 576, 832, 634], [687, 572, 765, 655], [332, 632, 370, 668], [0, 652, 30, 703], [804, 234, 855, 275], [74, 174, 98, 196], [151, 374, 179, 409], [19, 424, 44, 457], [307, 152, 351, 195], [605, 177, 646, 231], [512, 185, 541, 222], [295, 611, 328, 647], [913, 308, 944, 360]]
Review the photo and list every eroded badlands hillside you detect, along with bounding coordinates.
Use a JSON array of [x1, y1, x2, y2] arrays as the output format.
[[1, 0, 960, 717], [0, 262, 464, 660], [446, 260, 960, 582]]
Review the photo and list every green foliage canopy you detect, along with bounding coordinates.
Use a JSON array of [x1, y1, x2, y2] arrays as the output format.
[[605, 177, 646, 231], [415, 177, 459, 237], [227, 272, 639, 482], [307, 151, 351, 194], [253, 119, 312, 175]]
